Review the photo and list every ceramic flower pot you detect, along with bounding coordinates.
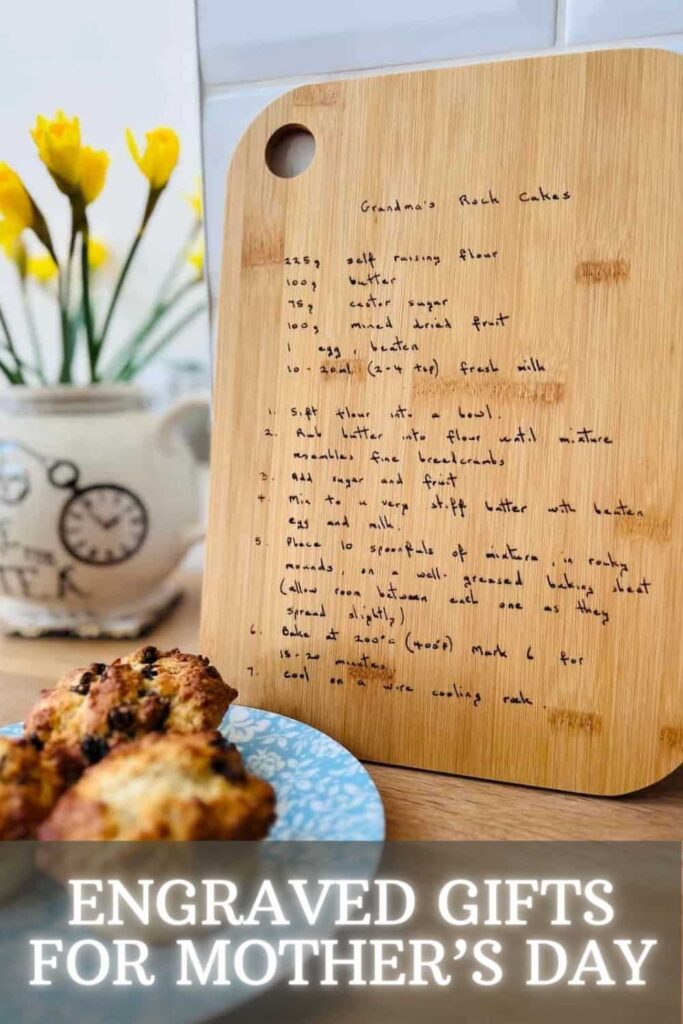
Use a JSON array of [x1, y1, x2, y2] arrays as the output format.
[[0, 385, 207, 637]]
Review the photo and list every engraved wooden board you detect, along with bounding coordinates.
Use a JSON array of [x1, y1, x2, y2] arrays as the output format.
[[202, 48, 683, 795]]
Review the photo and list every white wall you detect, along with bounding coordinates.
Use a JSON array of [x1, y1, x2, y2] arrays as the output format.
[[0, 0, 207, 389], [197, 0, 683, 314]]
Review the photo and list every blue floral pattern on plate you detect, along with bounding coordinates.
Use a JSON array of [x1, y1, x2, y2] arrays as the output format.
[[0, 705, 385, 841]]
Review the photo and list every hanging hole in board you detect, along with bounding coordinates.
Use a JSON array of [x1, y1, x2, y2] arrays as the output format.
[[265, 124, 315, 179]]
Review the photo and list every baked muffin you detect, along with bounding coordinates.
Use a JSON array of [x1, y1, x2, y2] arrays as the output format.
[[38, 731, 276, 841], [25, 647, 237, 771], [0, 736, 70, 839]]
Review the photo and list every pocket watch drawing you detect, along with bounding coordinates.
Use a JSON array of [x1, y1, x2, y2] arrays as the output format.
[[0, 441, 148, 567], [0, 444, 31, 506], [57, 475, 148, 566]]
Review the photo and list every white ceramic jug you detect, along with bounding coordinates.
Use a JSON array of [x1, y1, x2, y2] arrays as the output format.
[[0, 385, 208, 637]]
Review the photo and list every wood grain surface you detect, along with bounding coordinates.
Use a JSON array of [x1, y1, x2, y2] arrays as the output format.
[[203, 48, 683, 795], [0, 570, 681, 838]]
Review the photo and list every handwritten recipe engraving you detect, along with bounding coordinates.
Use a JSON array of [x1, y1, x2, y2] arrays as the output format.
[[260, 187, 652, 722]]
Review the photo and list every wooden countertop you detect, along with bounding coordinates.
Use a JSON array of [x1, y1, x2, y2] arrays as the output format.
[[2, 569, 682, 840]]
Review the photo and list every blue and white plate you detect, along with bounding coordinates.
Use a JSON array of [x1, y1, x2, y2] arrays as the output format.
[[0, 705, 385, 841], [0, 707, 383, 1021]]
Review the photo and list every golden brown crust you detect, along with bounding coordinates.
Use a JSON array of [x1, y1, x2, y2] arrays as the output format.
[[24, 662, 108, 758], [0, 737, 68, 839], [25, 648, 237, 772], [38, 731, 276, 841]]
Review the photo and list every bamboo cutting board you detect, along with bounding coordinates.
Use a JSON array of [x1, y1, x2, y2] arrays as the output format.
[[202, 48, 683, 795]]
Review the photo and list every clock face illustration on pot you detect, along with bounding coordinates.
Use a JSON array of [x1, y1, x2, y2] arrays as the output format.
[[0, 443, 150, 568], [59, 483, 149, 566]]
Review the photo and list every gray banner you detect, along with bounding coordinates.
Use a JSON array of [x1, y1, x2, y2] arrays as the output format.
[[0, 841, 678, 1023]]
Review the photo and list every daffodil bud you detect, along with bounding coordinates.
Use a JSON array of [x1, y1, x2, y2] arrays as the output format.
[[79, 146, 109, 206], [87, 237, 108, 270], [186, 179, 202, 220], [0, 163, 54, 258], [31, 110, 81, 195], [26, 252, 58, 284], [0, 218, 26, 275], [187, 239, 204, 279], [0, 219, 21, 257], [0, 164, 34, 231], [126, 127, 180, 191]]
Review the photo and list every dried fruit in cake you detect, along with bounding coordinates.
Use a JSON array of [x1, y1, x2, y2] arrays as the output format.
[[24, 661, 109, 762], [25, 648, 237, 770], [0, 736, 71, 839], [38, 730, 276, 841]]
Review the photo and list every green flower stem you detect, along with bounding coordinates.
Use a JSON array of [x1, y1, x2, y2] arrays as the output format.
[[0, 358, 19, 384], [57, 258, 75, 385], [96, 186, 163, 361], [96, 231, 142, 356], [104, 276, 202, 380], [60, 199, 90, 383], [0, 302, 24, 384], [64, 211, 78, 311], [19, 279, 46, 384], [152, 219, 201, 308], [79, 218, 97, 382], [118, 302, 206, 381], [31, 217, 70, 385], [29, 201, 57, 265], [62, 212, 79, 379]]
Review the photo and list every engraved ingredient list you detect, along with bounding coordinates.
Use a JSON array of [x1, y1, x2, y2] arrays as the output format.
[[254, 185, 653, 716]]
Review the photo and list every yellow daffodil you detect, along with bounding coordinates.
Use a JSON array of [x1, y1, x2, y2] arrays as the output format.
[[32, 111, 109, 207], [0, 163, 55, 258], [126, 126, 180, 191], [79, 146, 109, 205], [186, 179, 202, 220], [31, 110, 81, 194], [0, 219, 27, 278], [0, 164, 34, 231], [0, 218, 23, 260], [187, 239, 204, 278], [87, 237, 108, 270], [27, 253, 58, 284]]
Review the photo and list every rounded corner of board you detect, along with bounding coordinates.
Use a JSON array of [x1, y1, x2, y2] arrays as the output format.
[[225, 83, 322, 174], [601, 759, 683, 798], [613, 45, 683, 71], [222, 90, 292, 182], [636, 44, 683, 63]]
